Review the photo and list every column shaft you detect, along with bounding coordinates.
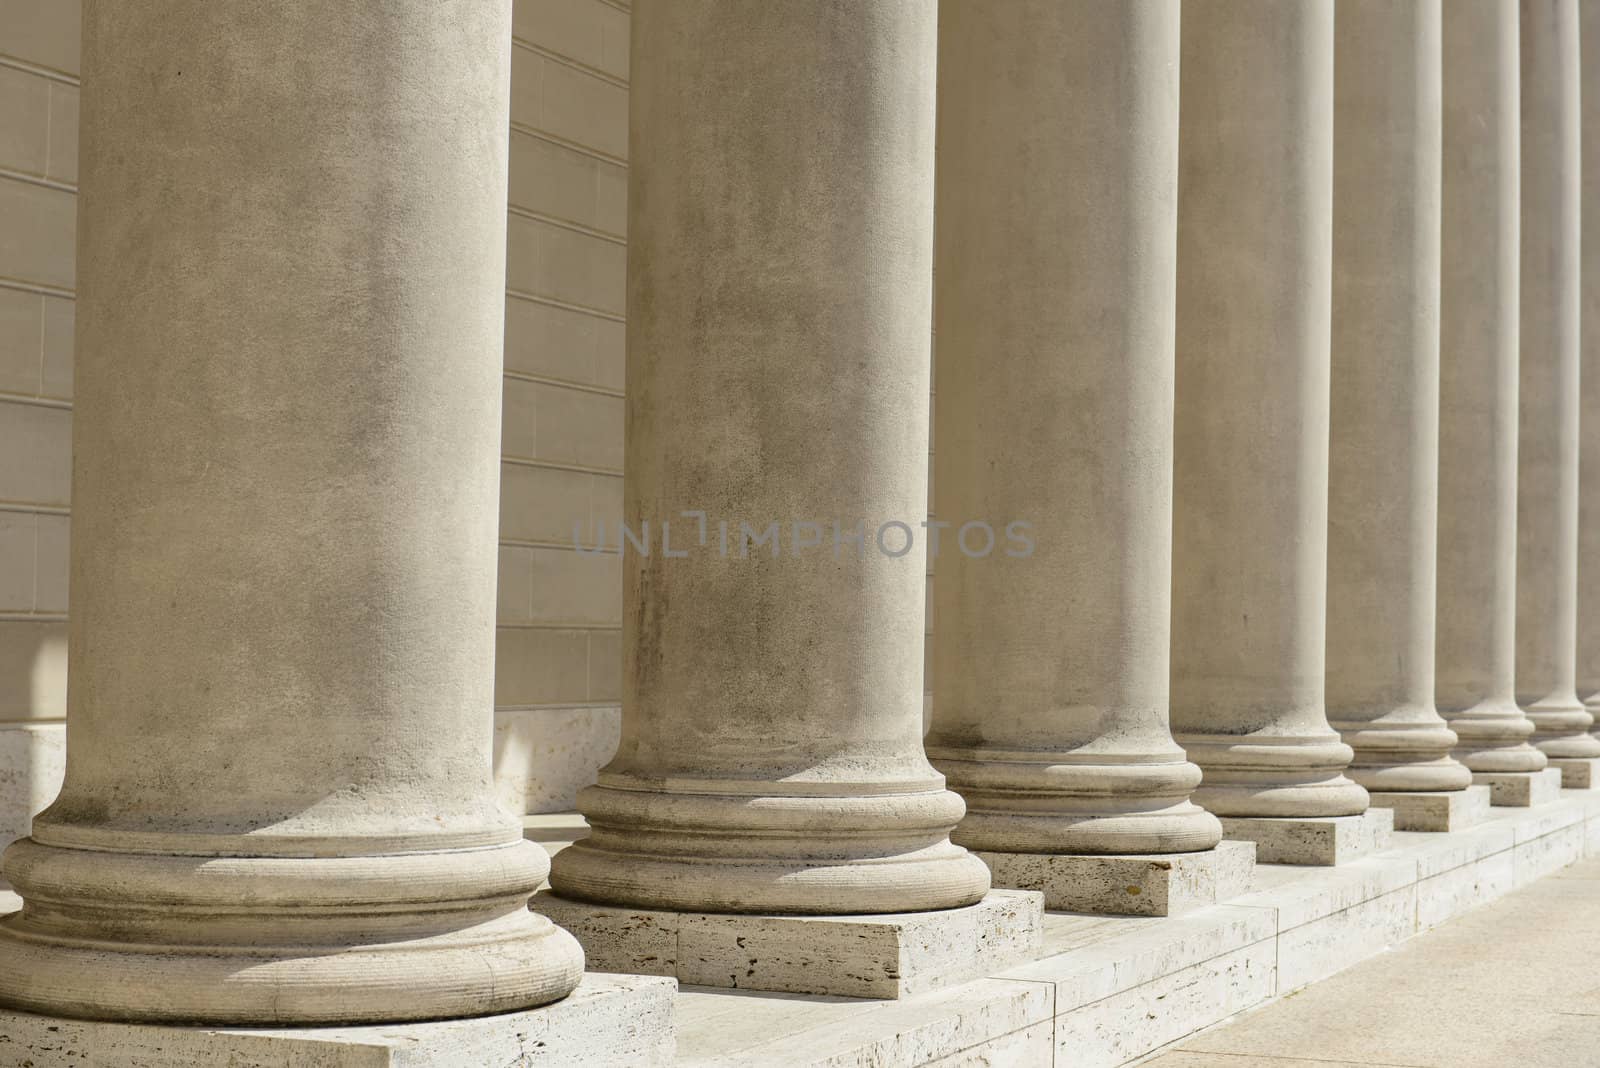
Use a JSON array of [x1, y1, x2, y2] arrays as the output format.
[[1438, 0, 1547, 773], [1517, 0, 1600, 758], [926, 0, 1220, 856], [1326, 0, 1469, 793], [1171, 0, 1367, 818], [0, 2, 582, 1024], [548, 0, 989, 915], [1577, 0, 1600, 718]]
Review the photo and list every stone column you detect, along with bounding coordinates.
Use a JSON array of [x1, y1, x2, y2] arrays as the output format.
[[1172, 0, 1386, 865], [1577, 0, 1600, 728], [0, 2, 587, 1025], [546, 0, 993, 936], [1518, 0, 1600, 784], [1437, 0, 1556, 807], [924, 0, 1242, 917], [1326, 1, 1479, 831]]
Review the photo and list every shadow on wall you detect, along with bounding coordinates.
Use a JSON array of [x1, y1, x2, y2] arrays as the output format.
[[492, 705, 622, 819], [0, 619, 624, 857], [0, 625, 68, 873]]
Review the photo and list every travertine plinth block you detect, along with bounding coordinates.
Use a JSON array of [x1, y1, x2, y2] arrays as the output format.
[[1367, 785, 1492, 832], [1473, 767, 1565, 807], [0, 974, 676, 1068], [531, 890, 1042, 1000], [1546, 757, 1600, 789], [1219, 808, 1393, 866], [975, 841, 1256, 917]]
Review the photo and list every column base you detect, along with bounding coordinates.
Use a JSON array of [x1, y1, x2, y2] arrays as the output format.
[[0, 973, 674, 1068], [555, 778, 993, 914], [531, 888, 1042, 999], [1217, 808, 1392, 866], [1365, 785, 1491, 831], [0, 836, 584, 1024], [1471, 767, 1565, 806], [1547, 756, 1600, 789], [972, 840, 1255, 916]]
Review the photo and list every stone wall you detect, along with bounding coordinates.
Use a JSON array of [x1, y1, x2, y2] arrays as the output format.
[[0, 0, 77, 851], [0, 0, 638, 846], [493, 0, 631, 815]]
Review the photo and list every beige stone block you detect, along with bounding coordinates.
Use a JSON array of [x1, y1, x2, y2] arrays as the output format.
[[500, 461, 594, 545], [590, 321, 624, 393], [0, 973, 676, 1067], [533, 381, 623, 471], [501, 375, 540, 460], [31, 510, 65, 612], [0, 400, 69, 506], [590, 472, 622, 529], [1513, 822, 1585, 886], [0, 286, 41, 394], [587, 628, 620, 701], [509, 46, 545, 128], [0, 719, 63, 848], [1416, 847, 1516, 929], [0, 0, 81, 75], [684, 977, 1052, 1068], [514, 0, 629, 81], [594, 161, 626, 239], [1366, 785, 1492, 831], [38, 292, 70, 398], [977, 841, 1256, 917], [529, 545, 621, 624], [505, 292, 616, 386], [495, 626, 591, 707], [0, 618, 64, 721], [540, 55, 627, 158], [45, 80, 75, 184], [510, 49, 627, 160], [1218, 807, 1393, 866], [509, 129, 618, 234], [0, 174, 74, 289], [497, 544, 535, 623], [0, 511, 33, 611], [599, 6, 627, 83], [1474, 766, 1565, 806], [923, 1019, 1053, 1068], [507, 212, 626, 314], [0, 64, 48, 176], [1547, 755, 1600, 788], [1054, 940, 1275, 1068], [1275, 885, 1416, 994], [533, 889, 1043, 999], [494, 705, 620, 814]]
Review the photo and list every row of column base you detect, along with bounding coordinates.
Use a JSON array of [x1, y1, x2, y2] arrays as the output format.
[[8, 775, 1597, 1067]]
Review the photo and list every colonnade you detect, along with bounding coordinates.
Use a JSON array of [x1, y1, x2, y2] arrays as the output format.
[[0, 0, 1596, 1049]]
